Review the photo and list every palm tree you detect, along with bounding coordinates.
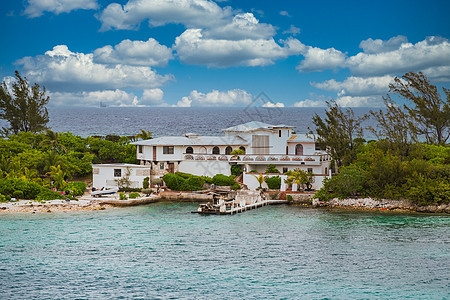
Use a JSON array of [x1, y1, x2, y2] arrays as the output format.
[[41, 151, 63, 173], [136, 130, 152, 140], [47, 165, 66, 190], [285, 168, 313, 191], [40, 129, 67, 153], [252, 173, 268, 190]]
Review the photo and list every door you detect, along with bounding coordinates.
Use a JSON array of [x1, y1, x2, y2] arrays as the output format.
[[295, 144, 303, 155], [167, 163, 174, 173]]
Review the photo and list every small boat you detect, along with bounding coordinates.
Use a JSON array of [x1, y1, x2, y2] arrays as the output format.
[[91, 187, 119, 197]]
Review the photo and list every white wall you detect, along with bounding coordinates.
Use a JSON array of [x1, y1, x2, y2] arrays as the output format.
[[178, 160, 231, 177], [92, 165, 151, 189], [243, 172, 329, 191]]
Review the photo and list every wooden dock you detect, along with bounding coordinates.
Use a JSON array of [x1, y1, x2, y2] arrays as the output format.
[[192, 199, 288, 215]]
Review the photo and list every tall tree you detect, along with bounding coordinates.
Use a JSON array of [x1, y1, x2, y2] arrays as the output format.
[[309, 100, 368, 168], [135, 130, 152, 140], [0, 71, 49, 135], [388, 72, 449, 145]]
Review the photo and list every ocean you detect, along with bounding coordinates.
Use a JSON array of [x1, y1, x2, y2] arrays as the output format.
[[1, 204, 448, 299]]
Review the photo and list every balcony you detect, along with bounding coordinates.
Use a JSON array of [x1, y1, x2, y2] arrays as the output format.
[[183, 153, 329, 164]]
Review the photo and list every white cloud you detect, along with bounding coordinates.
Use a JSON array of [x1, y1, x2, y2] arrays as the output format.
[[279, 11, 290, 17], [15, 45, 173, 92], [49, 89, 138, 107], [347, 36, 450, 76], [262, 101, 285, 108], [181, 89, 252, 106], [297, 46, 346, 72], [24, 0, 98, 18], [282, 25, 300, 36], [293, 99, 326, 107], [421, 65, 450, 82], [93, 38, 173, 67], [204, 13, 275, 40], [98, 0, 231, 31], [359, 35, 408, 54], [174, 29, 304, 67], [141, 88, 164, 105], [335, 96, 383, 107], [311, 75, 394, 97], [175, 97, 193, 107]]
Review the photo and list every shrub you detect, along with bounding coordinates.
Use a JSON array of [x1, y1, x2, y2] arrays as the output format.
[[163, 173, 204, 191], [186, 176, 205, 189], [201, 176, 214, 184], [13, 190, 24, 199], [265, 164, 280, 173], [119, 192, 127, 200], [249, 170, 258, 173], [286, 195, 293, 202], [143, 177, 150, 189], [119, 187, 142, 193], [151, 178, 163, 186], [65, 181, 87, 196], [212, 174, 235, 186], [175, 172, 192, 179], [36, 189, 64, 201], [231, 165, 243, 176], [0, 194, 7, 202], [141, 188, 153, 196], [129, 192, 140, 199], [0, 178, 63, 200], [163, 173, 185, 190], [231, 182, 241, 190], [266, 176, 281, 189]]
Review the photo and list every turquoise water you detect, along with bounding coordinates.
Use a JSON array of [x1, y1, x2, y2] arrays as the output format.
[[1, 203, 449, 299]]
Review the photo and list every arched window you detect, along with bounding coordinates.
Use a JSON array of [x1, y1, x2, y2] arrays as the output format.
[[212, 146, 220, 154], [225, 146, 232, 155], [295, 144, 303, 155], [199, 146, 207, 154], [239, 146, 246, 153], [186, 147, 193, 154]]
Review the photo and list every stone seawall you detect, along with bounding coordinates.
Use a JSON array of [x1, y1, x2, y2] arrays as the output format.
[[312, 197, 450, 213]]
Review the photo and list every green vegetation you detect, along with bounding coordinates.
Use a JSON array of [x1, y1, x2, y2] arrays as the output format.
[[0, 178, 62, 200], [312, 72, 449, 206], [128, 192, 140, 199], [265, 176, 281, 189], [265, 164, 280, 173], [119, 192, 127, 200], [231, 165, 243, 176], [285, 169, 314, 191], [163, 172, 239, 191]]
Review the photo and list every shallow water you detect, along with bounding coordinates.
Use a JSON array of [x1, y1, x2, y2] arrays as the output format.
[[1, 203, 448, 299]]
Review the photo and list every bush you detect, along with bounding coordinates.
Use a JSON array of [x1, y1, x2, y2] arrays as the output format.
[[151, 178, 163, 186], [186, 176, 205, 189], [231, 165, 243, 176], [163, 173, 204, 191], [231, 182, 241, 190], [119, 192, 127, 200], [265, 164, 280, 173], [65, 181, 87, 196], [175, 172, 193, 179], [212, 174, 235, 186], [0, 178, 63, 200], [119, 187, 142, 193], [286, 195, 293, 202], [36, 189, 64, 201], [143, 177, 150, 189], [266, 176, 281, 189], [141, 188, 153, 196], [129, 192, 140, 199], [0, 194, 7, 202], [13, 190, 24, 199]]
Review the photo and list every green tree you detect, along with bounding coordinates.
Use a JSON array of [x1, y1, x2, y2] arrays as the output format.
[[387, 72, 449, 145], [252, 173, 268, 190], [265, 164, 280, 173], [0, 71, 49, 135], [285, 168, 314, 191], [47, 165, 66, 190], [309, 100, 368, 168], [40, 129, 67, 153], [136, 130, 152, 140]]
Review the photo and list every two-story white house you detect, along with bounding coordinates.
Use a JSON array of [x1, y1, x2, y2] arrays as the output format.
[[92, 121, 332, 190]]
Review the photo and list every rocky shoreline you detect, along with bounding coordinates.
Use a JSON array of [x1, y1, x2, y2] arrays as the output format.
[[311, 197, 450, 214]]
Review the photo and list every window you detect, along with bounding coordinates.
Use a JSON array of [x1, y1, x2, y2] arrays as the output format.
[[225, 146, 232, 155], [286, 146, 289, 155], [186, 146, 193, 154], [138, 145, 143, 153], [295, 144, 303, 155], [325, 167, 328, 175], [315, 143, 321, 151], [163, 146, 174, 154], [160, 162, 165, 170], [283, 167, 288, 174], [307, 168, 313, 174], [114, 169, 121, 177], [279, 130, 281, 137], [212, 146, 220, 154], [239, 146, 246, 153], [252, 135, 269, 154]]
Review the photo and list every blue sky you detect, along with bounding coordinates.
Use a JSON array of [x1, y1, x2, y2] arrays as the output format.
[[1, 0, 449, 107]]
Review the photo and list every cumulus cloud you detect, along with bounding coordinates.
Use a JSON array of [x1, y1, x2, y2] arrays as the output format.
[[282, 25, 300, 36], [175, 97, 193, 107], [15, 45, 173, 92], [293, 99, 326, 107], [359, 35, 408, 54], [49, 89, 138, 107], [262, 101, 285, 108], [181, 89, 252, 106], [174, 29, 304, 67], [311, 75, 394, 97], [141, 88, 164, 105], [98, 0, 231, 31], [347, 36, 450, 76], [297, 46, 346, 72], [24, 0, 98, 18], [203, 13, 275, 40], [93, 38, 173, 67], [335, 95, 383, 107]]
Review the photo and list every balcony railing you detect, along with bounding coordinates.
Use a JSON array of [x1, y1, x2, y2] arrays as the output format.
[[183, 153, 330, 163]]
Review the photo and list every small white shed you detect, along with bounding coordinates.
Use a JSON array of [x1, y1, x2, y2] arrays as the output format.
[[92, 164, 151, 189]]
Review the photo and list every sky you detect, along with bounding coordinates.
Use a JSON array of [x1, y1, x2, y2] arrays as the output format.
[[0, 0, 449, 108]]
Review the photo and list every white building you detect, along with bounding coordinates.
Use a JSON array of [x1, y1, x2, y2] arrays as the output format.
[[92, 121, 332, 190]]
